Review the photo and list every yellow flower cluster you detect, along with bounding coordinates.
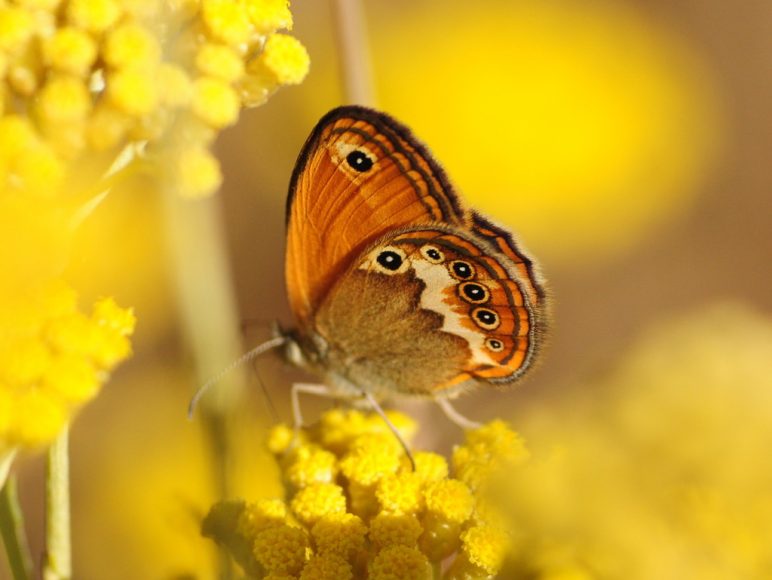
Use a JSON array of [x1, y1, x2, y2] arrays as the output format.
[[203, 408, 528, 579], [0, 0, 309, 198], [0, 278, 135, 453], [0, 194, 135, 456], [497, 305, 772, 579]]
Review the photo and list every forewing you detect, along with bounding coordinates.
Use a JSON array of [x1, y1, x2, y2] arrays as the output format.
[[285, 106, 467, 328]]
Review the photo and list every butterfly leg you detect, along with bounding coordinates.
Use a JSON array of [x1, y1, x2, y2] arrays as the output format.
[[290, 382, 332, 446], [360, 390, 416, 472], [436, 397, 482, 431]]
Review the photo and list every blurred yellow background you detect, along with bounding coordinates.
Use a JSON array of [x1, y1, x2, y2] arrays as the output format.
[[10, 0, 772, 578]]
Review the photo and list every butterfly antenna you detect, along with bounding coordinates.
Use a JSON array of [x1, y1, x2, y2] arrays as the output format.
[[252, 358, 280, 424], [361, 391, 416, 471], [187, 335, 287, 419]]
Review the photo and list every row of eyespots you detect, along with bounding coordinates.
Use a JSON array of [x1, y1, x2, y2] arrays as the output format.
[[420, 244, 503, 340], [374, 243, 508, 355]]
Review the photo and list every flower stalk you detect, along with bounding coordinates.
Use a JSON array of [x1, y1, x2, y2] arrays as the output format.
[[0, 469, 33, 580], [44, 428, 71, 580], [331, 0, 376, 106]]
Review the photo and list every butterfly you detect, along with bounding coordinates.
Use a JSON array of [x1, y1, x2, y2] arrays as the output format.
[[280, 106, 546, 421]]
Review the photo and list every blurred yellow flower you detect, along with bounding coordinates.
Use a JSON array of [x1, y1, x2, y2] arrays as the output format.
[[0, 279, 135, 452], [375, 0, 722, 263], [499, 304, 772, 578], [1, 0, 308, 198], [261, 33, 311, 85], [0, 0, 309, 462], [241, 32, 310, 106], [204, 408, 524, 578]]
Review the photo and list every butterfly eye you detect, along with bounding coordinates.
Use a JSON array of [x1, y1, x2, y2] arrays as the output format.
[[471, 307, 500, 330], [346, 150, 374, 172], [485, 338, 505, 352], [449, 260, 475, 280], [420, 245, 444, 263], [458, 282, 489, 304]]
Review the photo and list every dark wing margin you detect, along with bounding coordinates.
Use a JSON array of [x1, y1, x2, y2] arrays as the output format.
[[286, 105, 466, 225], [470, 211, 546, 304]]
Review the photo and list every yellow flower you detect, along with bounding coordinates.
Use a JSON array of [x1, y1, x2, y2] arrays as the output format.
[[195, 43, 245, 82], [240, 32, 310, 106], [103, 22, 161, 69], [253, 523, 309, 576], [314, 408, 371, 454], [290, 482, 347, 527], [107, 68, 160, 118], [0, 278, 135, 451], [259, 33, 310, 85], [65, 0, 121, 33], [413, 451, 449, 483], [2, 0, 308, 198], [200, 0, 252, 46], [93, 297, 136, 336], [495, 305, 772, 579], [284, 444, 339, 489], [157, 64, 194, 108], [237, 499, 287, 538], [42, 354, 100, 403], [376, 472, 424, 514], [369, 545, 432, 580], [5, 390, 67, 448], [267, 423, 299, 454], [0, 116, 64, 193], [191, 76, 240, 128], [0, 7, 35, 53], [300, 553, 353, 580], [166, 146, 223, 199], [204, 409, 524, 577], [86, 104, 130, 151], [453, 419, 529, 491], [37, 76, 91, 124], [340, 433, 402, 486], [369, 513, 423, 550], [459, 525, 509, 575], [16, 0, 62, 12], [424, 479, 474, 525], [244, 0, 293, 33], [41, 28, 97, 76], [311, 513, 367, 558]]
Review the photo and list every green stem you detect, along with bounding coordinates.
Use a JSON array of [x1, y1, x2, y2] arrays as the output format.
[[44, 428, 71, 580], [0, 450, 15, 490], [0, 467, 33, 580]]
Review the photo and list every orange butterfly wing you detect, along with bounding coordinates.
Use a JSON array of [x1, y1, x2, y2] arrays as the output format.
[[340, 226, 545, 392], [285, 106, 467, 328], [285, 106, 546, 394]]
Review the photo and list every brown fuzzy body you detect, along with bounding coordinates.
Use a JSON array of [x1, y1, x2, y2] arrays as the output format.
[[311, 269, 471, 397]]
